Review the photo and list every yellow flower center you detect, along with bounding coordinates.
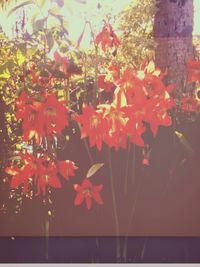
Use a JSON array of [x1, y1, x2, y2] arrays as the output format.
[[83, 189, 92, 197], [90, 115, 100, 128]]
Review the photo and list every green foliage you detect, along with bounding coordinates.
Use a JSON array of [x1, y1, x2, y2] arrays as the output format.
[[118, 0, 157, 66]]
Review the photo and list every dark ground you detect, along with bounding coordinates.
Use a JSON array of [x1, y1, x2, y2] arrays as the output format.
[[0, 236, 200, 263]]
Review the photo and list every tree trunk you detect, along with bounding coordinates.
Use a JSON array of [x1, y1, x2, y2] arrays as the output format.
[[153, 0, 194, 98]]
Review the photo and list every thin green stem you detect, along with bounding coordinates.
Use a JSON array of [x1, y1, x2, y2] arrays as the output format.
[[45, 217, 49, 261], [94, 46, 98, 106], [123, 143, 136, 262], [124, 140, 131, 194], [83, 138, 94, 165], [87, 21, 98, 106], [108, 148, 121, 260], [132, 144, 136, 185], [64, 78, 70, 106]]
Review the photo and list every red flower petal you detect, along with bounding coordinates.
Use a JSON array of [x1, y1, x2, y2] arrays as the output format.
[[85, 195, 92, 210], [74, 192, 84, 206]]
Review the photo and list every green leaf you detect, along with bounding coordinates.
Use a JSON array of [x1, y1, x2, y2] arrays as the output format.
[[86, 163, 104, 178], [0, 60, 14, 73], [15, 50, 26, 66], [8, 0, 34, 16], [26, 46, 37, 57], [0, 69, 10, 79], [175, 131, 194, 157]]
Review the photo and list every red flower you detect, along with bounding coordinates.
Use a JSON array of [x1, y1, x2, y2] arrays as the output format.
[[181, 96, 198, 112], [6, 153, 39, 194], [95, 23, 120, 51], [35, 159, 61, 196], [123, 106, 145, 147], [73, 178, 103, 210], [104, 107, 128, 150], [54, 51, 82, 77], [42, 93, 69, 135], [144, 98, 174, 136], [98, 74, 115, 92], [75, 105, 109, 150], [108, 65, 121, 83], [28, 64, 52, 88], [54, 51, 69, 75], [57, 160, 78, 180], [187, 58, 200, 83], [5, 153, 36, 194]]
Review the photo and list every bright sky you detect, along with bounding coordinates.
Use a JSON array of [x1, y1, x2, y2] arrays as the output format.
[[194, 0, 200, 35], [0, 0, 200, 49], [0, 0, 133, 47]]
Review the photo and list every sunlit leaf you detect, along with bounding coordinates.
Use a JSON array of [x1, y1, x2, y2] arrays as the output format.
[[86, 163, 104, 178], [146, 60, 155, 73], [175, 131, 194, 156], [26, 46, 37, 57], [15, 50, 26, 66], [0, 69, 10, 79]]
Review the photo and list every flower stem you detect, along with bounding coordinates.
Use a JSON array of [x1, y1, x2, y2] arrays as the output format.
[[83, 138, 94, 165], [64, 78, 70, 107], [108, 148, 121, 260], [45, 217, 49, 261], [87, 21, 98, 106], [94, 46, 98, 106], [132, 144, 136, 185], [124, 140, 131, 194]]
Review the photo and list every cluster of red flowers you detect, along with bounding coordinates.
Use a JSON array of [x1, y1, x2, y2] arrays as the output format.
[[8, 23, 200, 210], [179, 58, 200, 113], [76, 61, 175, 150], [187, 58, 200, 84], [16, 91, 69, 144], [6, 152, 77, 196]]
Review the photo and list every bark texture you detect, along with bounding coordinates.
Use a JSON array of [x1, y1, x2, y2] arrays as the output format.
[[154, 0, 194, 97]]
